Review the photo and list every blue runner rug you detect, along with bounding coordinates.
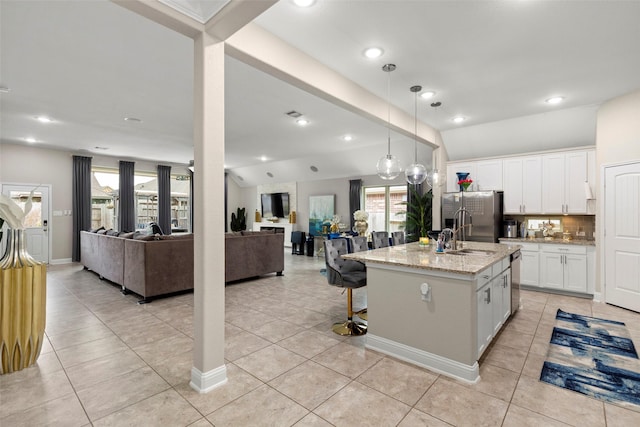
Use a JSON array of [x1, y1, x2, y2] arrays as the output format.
[[540, 309, 640, 409]]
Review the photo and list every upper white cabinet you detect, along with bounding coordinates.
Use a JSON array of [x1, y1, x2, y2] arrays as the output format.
[[476, 159, 503, 191], [446, 163, 476, 193], [503, 156, 542, 214], [542, 151, 588, 214], [447, 147, 595, 215]]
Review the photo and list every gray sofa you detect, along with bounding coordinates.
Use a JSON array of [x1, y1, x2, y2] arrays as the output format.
[[80, 229, 285, 301], [80, 231, 194, 303], [225, 231, 284, 282]]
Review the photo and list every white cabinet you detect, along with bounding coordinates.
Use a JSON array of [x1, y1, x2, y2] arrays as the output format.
[[476, 259, 511, 358], [520, 243, 540, 287], [503, 156, 542, 214], [446, 163, 476, 193], [476, 159, 503, 191], [477, 282, 493, 357], [542, 151, 588, 214], [492, 269, 511, 335], [540, 245, 587, 293]]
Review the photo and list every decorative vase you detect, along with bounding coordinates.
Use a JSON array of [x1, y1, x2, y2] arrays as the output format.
[[0, 229, 47, 374], [456, 172, 470, 192], [330, 223, 339, 233], [354, 220, 368, 236], [419, 237, 430, 246]]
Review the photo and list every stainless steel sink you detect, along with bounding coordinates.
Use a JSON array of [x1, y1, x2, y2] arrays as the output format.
[[446, 249, 496, 256]]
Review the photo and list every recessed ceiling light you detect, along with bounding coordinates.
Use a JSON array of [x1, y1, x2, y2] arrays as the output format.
[[363, 47, 384, 59], [25, 137, 37, 143], [310, 166, 319, 172], [293, 0, 315, 7], [545, 96, 565, 105], [266, 172, 274, 178], [0, 86, 10, 93], [35, 116, 53, 123], [286, 110, 303, 118], [260, 155, 268, 162], [452, 116, 466, 124], [343, 135, 353, 141], [124, 117, 142, 122], [420, 91, 436, 99], [296, 118, 309, 126]]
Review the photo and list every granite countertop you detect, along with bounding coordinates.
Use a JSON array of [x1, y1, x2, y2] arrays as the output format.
[[499, 237, 595, 246], [343, 241, 520, 276]]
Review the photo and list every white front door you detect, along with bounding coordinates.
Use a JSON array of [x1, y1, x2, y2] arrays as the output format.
[[604, 162, 640, 312], [1, 184, 50, 264]]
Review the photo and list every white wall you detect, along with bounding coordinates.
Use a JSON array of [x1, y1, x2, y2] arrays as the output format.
[[0, 144, 191, 262], [595, 89, 640, 294], [0, 144, 73, 262]]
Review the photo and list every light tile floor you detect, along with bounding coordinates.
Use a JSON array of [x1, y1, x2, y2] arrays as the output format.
[[2, 252, 640, 426]]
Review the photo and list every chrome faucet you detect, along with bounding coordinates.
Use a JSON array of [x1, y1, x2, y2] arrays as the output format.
[[448, 206, 472, 250]]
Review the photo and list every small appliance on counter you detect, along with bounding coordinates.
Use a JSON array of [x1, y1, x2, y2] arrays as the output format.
[[503, 220, 518, 238]]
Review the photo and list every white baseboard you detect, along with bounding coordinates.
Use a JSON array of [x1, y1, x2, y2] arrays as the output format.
[[366, 334, 480, 384], [49, 258, 72, 265], [190, 364, 227, 393]]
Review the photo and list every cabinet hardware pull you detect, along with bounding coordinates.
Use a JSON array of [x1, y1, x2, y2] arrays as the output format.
[[485, 288, 491, 304]]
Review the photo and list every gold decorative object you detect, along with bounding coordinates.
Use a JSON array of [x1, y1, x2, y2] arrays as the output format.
[[255, 210, 261, 222], [354, 220, 368, 237], [289, 211, 296, 224], [0, 229, 47, 374]]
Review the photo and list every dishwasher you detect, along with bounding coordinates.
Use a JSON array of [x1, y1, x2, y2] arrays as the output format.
[[510, 250, 521, 314]]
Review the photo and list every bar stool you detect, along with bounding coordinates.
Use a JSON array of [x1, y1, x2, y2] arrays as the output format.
[[323, 239, 367, 336], [372, 231, 390, 249], [391, 231, 405, 245]]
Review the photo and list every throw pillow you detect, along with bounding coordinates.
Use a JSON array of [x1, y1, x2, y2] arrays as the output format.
[[96, 229, 108, 235], [106, 229, 119, 236], [90, 226, 105, 233]]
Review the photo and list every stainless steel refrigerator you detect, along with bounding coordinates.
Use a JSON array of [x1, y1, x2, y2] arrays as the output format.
[[441, 191, 504, 243]]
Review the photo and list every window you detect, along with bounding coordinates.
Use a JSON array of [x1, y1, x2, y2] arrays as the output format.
[[91, 167, 191, 232], [363, 185, 407, 233]]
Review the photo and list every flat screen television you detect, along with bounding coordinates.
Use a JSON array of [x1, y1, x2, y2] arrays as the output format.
[[261, 192, 290, 218]]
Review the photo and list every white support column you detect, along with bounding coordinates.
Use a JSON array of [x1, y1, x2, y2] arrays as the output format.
[[190, 32, 227, 393]]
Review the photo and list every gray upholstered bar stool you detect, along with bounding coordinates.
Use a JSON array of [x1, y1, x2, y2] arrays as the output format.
[[371, 231, 390, 249], [391, 231, 405, 245], [323, 239, 367, 336], [351, 235, 369, 253]]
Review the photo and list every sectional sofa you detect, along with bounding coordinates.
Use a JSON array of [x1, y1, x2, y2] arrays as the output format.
[[80, 229, 285, 302]]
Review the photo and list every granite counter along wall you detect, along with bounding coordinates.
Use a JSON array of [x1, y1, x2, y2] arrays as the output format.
[[503, 215, 596, 241]]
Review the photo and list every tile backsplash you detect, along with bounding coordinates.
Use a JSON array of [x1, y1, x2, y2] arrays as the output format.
[[504, 215, 596, 240]]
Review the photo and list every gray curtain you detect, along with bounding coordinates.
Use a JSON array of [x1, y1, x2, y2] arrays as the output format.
[[118, 161, 135, 232], [349, 179, 362, 230], [157, 165, 171, 235], [72, 155, 92, 262], [189, 169, 194, 232], [224, 172, 228, 233]]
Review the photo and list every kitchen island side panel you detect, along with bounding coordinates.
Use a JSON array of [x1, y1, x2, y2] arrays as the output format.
[[367, 265, 477, 366]]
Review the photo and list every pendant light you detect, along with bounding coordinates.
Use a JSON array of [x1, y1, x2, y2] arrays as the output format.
[[405, 85, 427, 185], [376, 64, 401, 180], [426, 101, 442, 189]]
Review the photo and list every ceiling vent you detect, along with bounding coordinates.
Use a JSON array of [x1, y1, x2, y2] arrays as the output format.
[[285, 111, 303, 118]]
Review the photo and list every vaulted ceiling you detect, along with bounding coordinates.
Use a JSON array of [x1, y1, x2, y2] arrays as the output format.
[[2, 0, 639, 187]]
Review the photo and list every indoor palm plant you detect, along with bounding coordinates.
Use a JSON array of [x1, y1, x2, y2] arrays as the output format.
[[397, 187, 433, 242]]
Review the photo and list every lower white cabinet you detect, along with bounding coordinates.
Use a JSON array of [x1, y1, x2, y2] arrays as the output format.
[[477, 282, 493, 357], [539, 245, 588, 293], [520, 243, 540, 287], [477, 260, 511, 358]]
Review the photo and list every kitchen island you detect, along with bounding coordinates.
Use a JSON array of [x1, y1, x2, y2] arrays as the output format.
[[343, 241, 521, 383]]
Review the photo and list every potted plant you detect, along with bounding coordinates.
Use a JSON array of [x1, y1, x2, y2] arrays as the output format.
[[230, 207, 247, 232], [396, 187, 433, 243]]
